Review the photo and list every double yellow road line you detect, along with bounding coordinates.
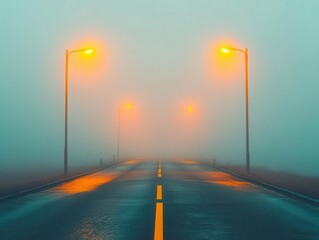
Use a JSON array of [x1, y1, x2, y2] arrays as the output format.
[[154, 161, 163, 240]]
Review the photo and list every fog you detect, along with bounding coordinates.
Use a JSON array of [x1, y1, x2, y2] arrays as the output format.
[[1, 0, 319, 182]]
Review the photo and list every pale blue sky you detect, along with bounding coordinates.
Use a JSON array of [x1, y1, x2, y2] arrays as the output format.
[[1, 0, 319, 175]]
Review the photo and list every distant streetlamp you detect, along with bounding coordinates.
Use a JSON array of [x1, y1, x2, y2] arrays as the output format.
[[221, 46, 250, 173], [117, 103, 132, 162], [64, 48, 93, 176], [185, 105, 196, 159]]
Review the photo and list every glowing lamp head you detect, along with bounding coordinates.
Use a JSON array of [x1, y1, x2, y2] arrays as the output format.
[[125, 103, 132, 109], [84, 49, 93, 54], [187, 106, 193, 112], [221, 48, 230, 53]]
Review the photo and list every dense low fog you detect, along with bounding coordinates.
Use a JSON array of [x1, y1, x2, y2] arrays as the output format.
[[1, 0, 319, 183]]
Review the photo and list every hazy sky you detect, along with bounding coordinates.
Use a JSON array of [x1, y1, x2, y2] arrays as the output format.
[[1, 0, 319, 176]]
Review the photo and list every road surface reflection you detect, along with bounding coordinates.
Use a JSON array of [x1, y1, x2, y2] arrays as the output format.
[[58, 173, 116, 195], [180, 160, 198, 165], [201, 171, 251, 190]]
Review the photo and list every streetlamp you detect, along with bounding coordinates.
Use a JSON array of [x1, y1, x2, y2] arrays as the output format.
[[64, 48, 93, 176], [117, 103, 132, 162], [185, 105, 197, 159], [221, 46, 250, 173], [187, 106, 193, 112]]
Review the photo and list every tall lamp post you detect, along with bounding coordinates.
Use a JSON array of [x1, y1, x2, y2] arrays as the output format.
[[117, 103, 132, 162], [64, 48, 93, 176], [221, 47, 250, 173]]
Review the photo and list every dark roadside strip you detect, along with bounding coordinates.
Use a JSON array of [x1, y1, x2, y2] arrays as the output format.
[[0, 161, 124, 203], [200, 161, 319, 206]]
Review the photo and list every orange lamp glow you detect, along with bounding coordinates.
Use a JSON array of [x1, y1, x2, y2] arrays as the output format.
[[187, 106, 193, 112], [125, 103, 132, 109]]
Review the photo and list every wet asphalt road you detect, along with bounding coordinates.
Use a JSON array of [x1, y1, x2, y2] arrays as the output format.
[[0, 160, 319, 240]]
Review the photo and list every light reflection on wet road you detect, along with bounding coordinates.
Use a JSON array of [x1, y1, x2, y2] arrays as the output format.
[[0, 160, 319, 240]]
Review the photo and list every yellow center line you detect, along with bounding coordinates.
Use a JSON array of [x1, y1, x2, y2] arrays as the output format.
[[154, 161, 164, 240], [158, 162, 162, 177], [154, 203, 163, 240], [156, 185, 162, 200]]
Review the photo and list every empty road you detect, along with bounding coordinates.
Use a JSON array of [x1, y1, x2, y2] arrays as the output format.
[[0, 160, 318, 240]]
